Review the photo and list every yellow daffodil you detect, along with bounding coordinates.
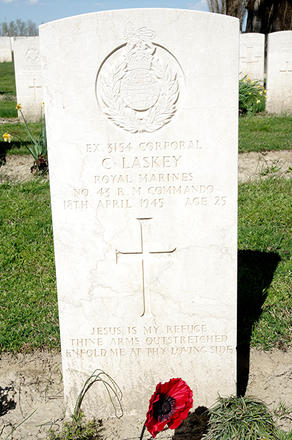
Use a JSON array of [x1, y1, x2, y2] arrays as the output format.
[[248, 92, 252, 95], [259, 91, 263, 95], [3, 132, 12, 143], [16, 103, 22, 110], [256, 99, 261, 104]]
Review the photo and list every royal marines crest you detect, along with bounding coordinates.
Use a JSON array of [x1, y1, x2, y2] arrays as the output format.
[[96, 26, 182, 133], [25, 47, 40, 63]]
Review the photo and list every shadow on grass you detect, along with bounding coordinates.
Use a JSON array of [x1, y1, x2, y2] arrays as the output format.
[[0, 141, 29, 165], [237, 249, 281, 396], [173, 406, 209, 440]]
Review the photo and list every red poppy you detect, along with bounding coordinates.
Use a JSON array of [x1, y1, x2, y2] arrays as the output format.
[[144, 378, 193, 438]]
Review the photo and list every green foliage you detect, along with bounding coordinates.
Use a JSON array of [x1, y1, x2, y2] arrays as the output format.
[[0, 180, 59, 352], [17, 104, 47, 163], [0, 19, 38, 36], [239, 115, 292, 152], [47, 414, 103, 440], [203, 396, 278, 440], [239, 75, 266, 114], [277, 430, 292, 440]]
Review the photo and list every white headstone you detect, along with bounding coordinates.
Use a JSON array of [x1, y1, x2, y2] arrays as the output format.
[[266, 31, 292, 114], [40, 9, 238, 417], [13, 37, 43, 122], [0, 37, 12, 62], [239, 33, 265, 83]]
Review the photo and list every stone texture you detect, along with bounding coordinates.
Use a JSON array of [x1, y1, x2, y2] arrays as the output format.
[[0, 37, 12, 62], [10, 36, 14, 52], [40, 9, 238, 418], [266, 31, 292, 114], [239, 33, 265, 83], [13, 37, 43, 122]]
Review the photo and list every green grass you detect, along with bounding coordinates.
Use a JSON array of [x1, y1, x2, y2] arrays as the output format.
[[0, 61, 17, 118], [0, 177, 291, 352], [47, 414, 103, 440], [238, 178, 292, 350], [0, 122, 42, 155], [0, 99, 17, 118], [277, 431, 292, 440], [0, 61, 16, 95], [203, 396, 278, 440], [239, 114, 292, 152], [0, 179, 59, 352]]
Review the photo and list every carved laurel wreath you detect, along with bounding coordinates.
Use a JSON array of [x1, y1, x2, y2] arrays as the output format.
[[99, 59, 179, 133]]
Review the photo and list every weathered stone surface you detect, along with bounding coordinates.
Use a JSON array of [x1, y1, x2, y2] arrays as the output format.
[[266, 31, 292, 114], [0, 37, 12, 62], [13, 37, 43, 122], [239, 33, 265, 83], [40, 9, 238, 418]]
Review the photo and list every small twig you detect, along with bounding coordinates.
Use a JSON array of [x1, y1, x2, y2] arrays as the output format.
[[4, 409, 37, 440], [139, 423, 146, 440]]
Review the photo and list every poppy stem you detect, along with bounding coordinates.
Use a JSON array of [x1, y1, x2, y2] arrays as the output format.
[[139, 423, 146, 440]]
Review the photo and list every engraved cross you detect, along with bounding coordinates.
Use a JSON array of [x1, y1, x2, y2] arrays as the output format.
[[280, 61, 292, 73], [29, 78, 42, 101], [240, 46, 261, 65], [115, 217, 176, 317]]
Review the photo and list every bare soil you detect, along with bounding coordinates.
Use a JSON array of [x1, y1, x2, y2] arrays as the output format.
[[238, 150, 292, 182], [0, 117, 20, 124], [0, 349, 291, 440], [0, 150, 291, 183]]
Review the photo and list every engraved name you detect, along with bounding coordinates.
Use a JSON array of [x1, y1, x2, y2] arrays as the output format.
[[101, 155, 182, 169]]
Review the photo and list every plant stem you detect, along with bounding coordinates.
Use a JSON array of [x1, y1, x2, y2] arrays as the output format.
[[140, 423, 146, 440], [4, 409, 37, 440]]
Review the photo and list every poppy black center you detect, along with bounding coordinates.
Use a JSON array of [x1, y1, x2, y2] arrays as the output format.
[[153, 393, 175, 422]]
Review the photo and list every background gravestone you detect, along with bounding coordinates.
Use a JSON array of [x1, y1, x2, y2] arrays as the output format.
[[0, 37, 12, 62], [40, 9, 238, 417], [266, 31, 292, 114], [239, 33, 265, 83], [13, 36, 43, 122]]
